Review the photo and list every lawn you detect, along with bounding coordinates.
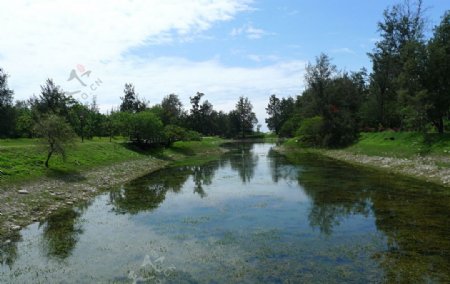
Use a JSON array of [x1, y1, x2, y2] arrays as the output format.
[[347, 131, 450, 158], [0, 136, 227, 184]]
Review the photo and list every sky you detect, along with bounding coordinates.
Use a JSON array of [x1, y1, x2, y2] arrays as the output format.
[[0, 0, 448, 130]]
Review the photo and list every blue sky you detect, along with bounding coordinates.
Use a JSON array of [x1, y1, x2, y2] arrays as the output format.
[[0, 0, 448, 129]]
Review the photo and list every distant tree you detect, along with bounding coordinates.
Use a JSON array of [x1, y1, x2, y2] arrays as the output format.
[[160, 94, 183, 125], [425, 11, 450, 133], [189, 92, 205, 132], [120, 83, 147, 113], [0, 68, 15, 138], [266, 94, 298, 137], [130, 111, 164, 143], [34, 114, 77, 168], [235, 96, 258, 138], [14, 100, 34, 138], [34, 79, 75, 116]]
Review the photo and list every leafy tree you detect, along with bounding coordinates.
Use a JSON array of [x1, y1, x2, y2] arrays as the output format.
[[235, 96, 258, 138], [119, 83, 147, 113], [368, 0, 426, 129], [0, 68, 15, 138], [189, 92, 205, 133], [160, 94, 183, 125], [34, 79, 75, 117], [425, 11, 450, 133], [130, 111, 163, 143], [14, 100, 34, 138], [34, 114, 77, 168]]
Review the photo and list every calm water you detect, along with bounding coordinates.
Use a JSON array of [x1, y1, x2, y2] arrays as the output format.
[[1, 143, 449, 283]]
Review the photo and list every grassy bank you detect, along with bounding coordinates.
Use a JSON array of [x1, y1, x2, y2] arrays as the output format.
[[0, 137, 226, 184], [282, 131, 450, 187], [0, 137, 226, 238]]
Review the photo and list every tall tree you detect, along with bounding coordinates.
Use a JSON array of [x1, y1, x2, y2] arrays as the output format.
[[120, 83, 147, 113], [160, 94, 183, 125], [0, 68, 15, 138], [368, 0, 426, 129], [235, 96, 257, 138], [425, 11, 450, 133]]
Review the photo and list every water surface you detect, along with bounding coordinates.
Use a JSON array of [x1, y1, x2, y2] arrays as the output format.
[[1, 143, 449, 283]]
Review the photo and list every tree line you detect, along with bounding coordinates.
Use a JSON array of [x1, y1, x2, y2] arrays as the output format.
[[0, 74, 259, 142], [266, 2, 449, 147]]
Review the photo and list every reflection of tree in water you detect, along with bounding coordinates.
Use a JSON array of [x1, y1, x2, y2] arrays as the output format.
[[0, 233, 20, 268], [267, 147, 300, 183], [40, 207, 85, 259], [288, 153, 450, 282], [191, 161, 220, 198], [228, 143, 258, 183], [110, 167, 192, 214]]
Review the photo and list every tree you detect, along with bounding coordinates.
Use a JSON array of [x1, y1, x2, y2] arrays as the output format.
[[368, 0, 426, 129], [120, 83, 147, 112], [189, 92, 205, 133], [35, 79, 74, 116], [266, 94, 297, 136], [130, 111, 164, 143], [160, 94, 183, 125], [235, 96, 258, 138], [425, 11, 450, 133], [34, 114, 77, 168], [0, 68, 15, 138]]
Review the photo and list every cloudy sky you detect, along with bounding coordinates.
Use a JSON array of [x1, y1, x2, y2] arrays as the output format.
[[0, 0, 448, 129]]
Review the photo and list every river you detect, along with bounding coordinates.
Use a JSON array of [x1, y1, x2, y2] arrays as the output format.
[[1, 143, 449, 283]]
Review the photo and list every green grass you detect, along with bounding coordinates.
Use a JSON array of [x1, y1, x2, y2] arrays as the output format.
[[283, 131, 450, 159], [0, 136, 227, 184], [347, 131, 450, 158]]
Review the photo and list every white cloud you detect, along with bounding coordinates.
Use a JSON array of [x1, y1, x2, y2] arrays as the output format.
[[330, 47, 355, 54], [230, 23, 273, 39], [0, 0, 304, 130]]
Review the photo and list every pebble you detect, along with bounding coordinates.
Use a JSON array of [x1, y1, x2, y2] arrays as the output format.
[[10, 225, 21, 231], [66, 201, 73, 205], [18, 190, 29, 194]]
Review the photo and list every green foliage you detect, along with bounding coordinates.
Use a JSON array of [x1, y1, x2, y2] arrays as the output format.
[[235, 96, 258, 138], [33, 114, 78, 167], [164, 125, 201, 142], [160, 94, 183, 125], [296, 116, 324, 146], [265, 94, 295, 135], [130, 111, 163, 142], [119, 83, 147, 113], [0, 68, 15, 138]]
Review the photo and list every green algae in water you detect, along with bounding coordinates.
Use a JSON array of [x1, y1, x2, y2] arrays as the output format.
[[1, 143, 449, 283]]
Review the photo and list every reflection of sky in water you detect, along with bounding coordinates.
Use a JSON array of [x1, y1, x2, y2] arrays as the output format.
[[1, 143, 449, 283]]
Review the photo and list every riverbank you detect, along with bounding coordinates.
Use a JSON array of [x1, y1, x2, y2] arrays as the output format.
[[280, 132, 450, 188], [0, 137, 226, 239]]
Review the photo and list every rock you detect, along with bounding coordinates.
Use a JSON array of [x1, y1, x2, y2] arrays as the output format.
[[66, 201, 73, 205], [10, 225, 21, 231], [4, 239, 11, 244], [18, 189, 29, 194]]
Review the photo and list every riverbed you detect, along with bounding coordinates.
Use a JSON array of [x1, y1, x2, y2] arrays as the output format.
[[1, 143, 449, 283]]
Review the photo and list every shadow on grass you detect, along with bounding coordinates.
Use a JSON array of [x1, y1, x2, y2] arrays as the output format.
[[120, 142, 175, 161], [169, 146, 195, 156], [45, 168, 87, 183], [421, 133, 450, 155]]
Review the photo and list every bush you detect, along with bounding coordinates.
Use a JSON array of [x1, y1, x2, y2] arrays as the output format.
[[295, 116, 324, 146]]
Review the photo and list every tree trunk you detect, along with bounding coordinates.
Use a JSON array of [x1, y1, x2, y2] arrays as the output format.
[[436, 117, 444, 134], [45, 150, 53, 168]]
